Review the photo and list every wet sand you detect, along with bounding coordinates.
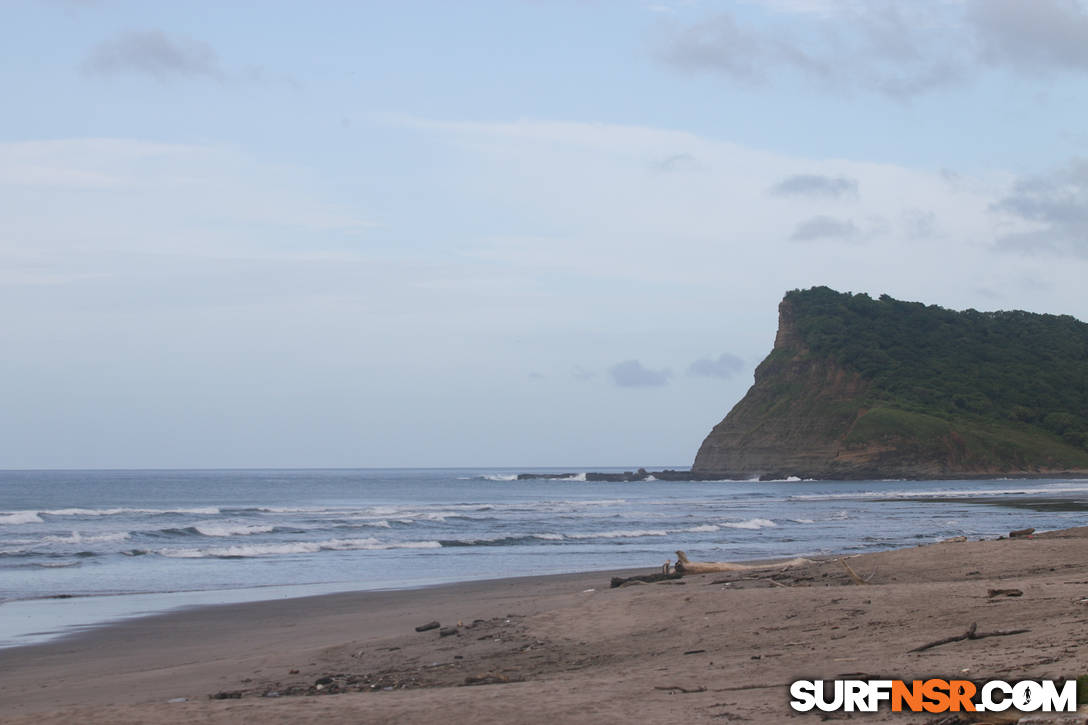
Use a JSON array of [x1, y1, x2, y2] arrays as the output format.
[[4, 529, 1088, 724]]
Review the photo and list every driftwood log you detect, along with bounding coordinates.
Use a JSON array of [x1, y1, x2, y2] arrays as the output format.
[[674, 551, 811, 575], [1009, 527, 1036, 538]]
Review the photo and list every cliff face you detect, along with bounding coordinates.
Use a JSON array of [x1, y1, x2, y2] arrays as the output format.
[[693, 289, 1088, 480]]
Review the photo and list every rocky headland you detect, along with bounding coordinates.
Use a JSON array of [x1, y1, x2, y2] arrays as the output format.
[[693, 287, 1088, 480]]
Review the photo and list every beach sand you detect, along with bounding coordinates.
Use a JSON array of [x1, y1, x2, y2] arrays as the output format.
[[4, 528, 1088, 724]]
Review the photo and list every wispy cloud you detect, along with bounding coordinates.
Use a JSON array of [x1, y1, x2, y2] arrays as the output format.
[[687, 352, 744, 379], [769, 174, 858, 199], [790, 215, 859, 241], [969, 0, 1088, 73], [609, 360, 671, 387], [83, 30, 223, 81], [658, 0, 1088, 97], [902, 208, 937, 238], [992, 158, 1088, 257], [652, 153, 701, 173], [571, 366, 596, 381]]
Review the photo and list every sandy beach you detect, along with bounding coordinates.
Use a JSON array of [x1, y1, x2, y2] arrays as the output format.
[[4, 528, 1088, 724]]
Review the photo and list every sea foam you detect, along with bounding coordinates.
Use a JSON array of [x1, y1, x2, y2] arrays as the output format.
[[0, 512, 44, 525], [157, 537, 442, 558]]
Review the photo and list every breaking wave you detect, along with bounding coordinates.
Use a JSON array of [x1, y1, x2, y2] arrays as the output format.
[[156, 538, 442, 558], [42, 532, 131, 544], [0, 512, 44, 525], [721, 518, 776, 530], [192, 524, 277, 537]]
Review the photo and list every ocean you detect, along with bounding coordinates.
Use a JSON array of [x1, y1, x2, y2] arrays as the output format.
[[2, 468, 1086, 648]]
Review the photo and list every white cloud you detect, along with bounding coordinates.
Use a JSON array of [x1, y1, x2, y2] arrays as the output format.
[[394, 116, 1004, 287], [0, 139, 373, 264]]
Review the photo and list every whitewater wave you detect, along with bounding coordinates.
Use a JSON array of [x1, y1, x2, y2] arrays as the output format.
[[243, 506, 344, 514], [157, 538, 442, 558], [236, 499, 632, 521], [438, 532, 571, 547], [42, 531, 131, 544], [0, 512, 44, 525], [338, 519, 394, 529], [721, 518, 776, 530], [193, 524, 276, 538], [36, 507, 222, 518], [438, 525, 734, 545]]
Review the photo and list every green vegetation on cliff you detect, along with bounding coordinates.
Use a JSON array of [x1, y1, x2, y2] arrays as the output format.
[[693, 286, 1088, 477], [787, 286, 1088, 469]]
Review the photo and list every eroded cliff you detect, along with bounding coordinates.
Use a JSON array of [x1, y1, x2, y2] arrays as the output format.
[[692, 288, 1088, 480]]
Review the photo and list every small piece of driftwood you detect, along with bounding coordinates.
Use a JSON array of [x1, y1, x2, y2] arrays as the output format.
[[654, 685, 707, 694], [1009, 527, 1036, 538], [909, 622, 1030, 652], [987, 588, 1023, 598]]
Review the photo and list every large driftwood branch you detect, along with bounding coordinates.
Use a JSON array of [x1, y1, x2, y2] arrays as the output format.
[[674, 551, 811, 576], [909, 622, 1030, 653]]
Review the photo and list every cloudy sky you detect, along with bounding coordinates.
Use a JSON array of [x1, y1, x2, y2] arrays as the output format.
[[4, 0, 1088, 468]]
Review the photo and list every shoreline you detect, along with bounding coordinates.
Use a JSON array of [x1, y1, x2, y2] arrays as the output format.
[[6, 529, 1088, 723], [0, 565, 652, 651], [0, 549, 853, 651]]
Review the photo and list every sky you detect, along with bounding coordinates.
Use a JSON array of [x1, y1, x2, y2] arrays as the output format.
[[3, 0, 1088, 469]]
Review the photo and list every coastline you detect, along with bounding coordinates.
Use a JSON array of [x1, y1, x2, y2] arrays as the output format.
[[5, 530, 1088, 723], [0, 568, 648, 651]]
